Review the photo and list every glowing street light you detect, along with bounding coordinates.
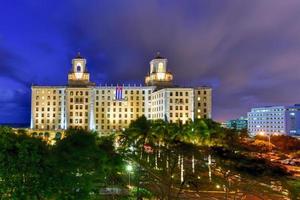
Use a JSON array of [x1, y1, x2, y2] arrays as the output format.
[[126, 164, 133, 188], [126, 164, 133, 172], [258, 131, 271, 151]]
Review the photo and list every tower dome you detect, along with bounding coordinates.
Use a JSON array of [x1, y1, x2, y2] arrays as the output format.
[[68, 53, 95, 86], [145, 52, 173, 87]]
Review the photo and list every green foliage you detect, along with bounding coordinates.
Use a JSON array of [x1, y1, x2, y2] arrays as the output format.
[[284, 179, 300, 199], [50, 128, 102, 199], [121, 116, 241, 150], [0, 126, 126, 199], [132, 187, 153, 199], [0, 127, 52, 199], [97, 136, 125, 187]]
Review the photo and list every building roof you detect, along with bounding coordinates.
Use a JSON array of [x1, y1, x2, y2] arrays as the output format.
[[75, 52, 84, 59], [154, 52, 165, 59]]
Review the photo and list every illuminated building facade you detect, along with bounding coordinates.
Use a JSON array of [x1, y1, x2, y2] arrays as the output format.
[[225, 117, 248, 130], [145, 53, 173, 87], [31, 53, 212, 134], [247, 105, 300, 136]]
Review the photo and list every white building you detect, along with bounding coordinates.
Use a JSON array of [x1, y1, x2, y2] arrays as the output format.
[[247, 105, 300, 136], [31, 53, 212, 134]]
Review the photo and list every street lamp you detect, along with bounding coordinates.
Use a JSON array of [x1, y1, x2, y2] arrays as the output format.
[[126, 164, 133, 188], [258, 132, 271, 151], [267, 134, 271, 151]]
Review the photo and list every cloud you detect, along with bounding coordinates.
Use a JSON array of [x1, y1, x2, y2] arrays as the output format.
[[0, 46, 31, 86], [2, 0, 300, 122], [0, 47, 31, 123]]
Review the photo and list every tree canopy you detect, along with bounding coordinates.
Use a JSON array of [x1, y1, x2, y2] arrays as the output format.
[[0, 127, 126, 200]]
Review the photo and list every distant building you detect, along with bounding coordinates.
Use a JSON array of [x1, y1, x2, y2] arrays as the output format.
[[220, 122, 227, 128], [31, 53, 212, 134], [247, 105, 300, 136], [225, 117, 247, 130]]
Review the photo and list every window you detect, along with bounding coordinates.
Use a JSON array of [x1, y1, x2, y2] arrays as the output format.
[[77, 65, 81, 72], [158, 62, 164, 72]]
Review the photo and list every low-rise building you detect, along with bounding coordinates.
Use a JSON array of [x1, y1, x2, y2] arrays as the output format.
[[225, 117, 247, 130]]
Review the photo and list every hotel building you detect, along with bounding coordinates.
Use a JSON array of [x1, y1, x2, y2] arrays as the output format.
[[31, 53, 212, 134], [247, 105, 300, 136]]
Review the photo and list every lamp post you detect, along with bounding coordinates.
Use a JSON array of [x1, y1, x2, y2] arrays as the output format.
[[126, 164, 133, 188], [259, 132, 271, 151], [267, 134, 271, 151]]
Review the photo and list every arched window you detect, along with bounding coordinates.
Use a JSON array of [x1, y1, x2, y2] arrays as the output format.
[[158, 62, 164, 72], [77, 65, 81, 72]]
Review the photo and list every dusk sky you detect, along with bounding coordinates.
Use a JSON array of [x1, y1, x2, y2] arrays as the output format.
[[1, 0, 300, 123]]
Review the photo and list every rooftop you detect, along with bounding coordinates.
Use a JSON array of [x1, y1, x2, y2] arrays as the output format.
[[74, 52, 84, 59], [154, 52, 165, 59]]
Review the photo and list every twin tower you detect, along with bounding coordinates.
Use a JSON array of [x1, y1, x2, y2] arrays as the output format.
[[31, 52, 211, 133], [68, 52, 173, 87]]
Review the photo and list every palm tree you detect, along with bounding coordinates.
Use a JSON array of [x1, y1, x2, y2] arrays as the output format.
[[122, 116, 160, 160]]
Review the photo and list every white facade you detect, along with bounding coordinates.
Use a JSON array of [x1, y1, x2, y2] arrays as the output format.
[[247, 105, 300, 136], [150, 88, 194, 124]]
